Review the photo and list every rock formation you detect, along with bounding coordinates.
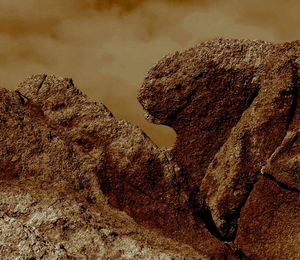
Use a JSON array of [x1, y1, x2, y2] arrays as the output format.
[[139, 38, 300, 258], [0, 39, 299, 259], [0, 78, 204, 259]]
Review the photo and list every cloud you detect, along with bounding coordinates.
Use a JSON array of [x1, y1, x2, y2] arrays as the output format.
[[0, 0, 298, 146]]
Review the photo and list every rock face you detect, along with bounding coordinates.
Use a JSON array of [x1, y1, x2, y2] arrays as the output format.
[[139, 39, 300, 257], [235, 176, 300, 259], [0, 39, 299, 259], [0, 80, 204, 259]]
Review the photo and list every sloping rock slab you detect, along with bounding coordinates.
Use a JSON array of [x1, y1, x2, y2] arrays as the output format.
[[235, 176, 300, 260], [139, 39, 300, 243], [0, 75, 227, 259]]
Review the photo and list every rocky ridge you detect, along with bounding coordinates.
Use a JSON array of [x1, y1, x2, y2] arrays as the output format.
[[0, 39, 299, 259]]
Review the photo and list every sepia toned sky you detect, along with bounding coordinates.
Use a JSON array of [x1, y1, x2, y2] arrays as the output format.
[[1, 0, 299, 146]]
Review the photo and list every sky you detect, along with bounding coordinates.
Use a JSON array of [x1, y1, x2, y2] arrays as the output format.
[[0, 0, 299, 147]]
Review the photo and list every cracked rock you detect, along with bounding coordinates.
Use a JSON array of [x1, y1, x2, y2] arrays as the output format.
[[139, 38, 300, 257], [235, 175, 300, 260], [0, 76, 208, 259], [0, 38, 300, 259]]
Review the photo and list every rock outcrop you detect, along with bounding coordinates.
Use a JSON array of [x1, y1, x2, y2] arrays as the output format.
[[139, 39, 300, 257], [0, 39, 299, 259], [0, 80, 205, 259]]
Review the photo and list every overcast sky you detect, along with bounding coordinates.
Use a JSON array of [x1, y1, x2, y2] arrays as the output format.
[[0, 0, 299, 146]]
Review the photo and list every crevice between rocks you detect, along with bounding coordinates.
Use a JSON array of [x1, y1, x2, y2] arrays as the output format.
[[192, 88, 265, 242], [285, 61, 299, 128], [126, 182, 155, 201], [224, 243, 250, 260], [245, 87, 260, 107], [213, 62, 300, 242], [15, 90, 29, 105], [205, 177, 259, 243], [262, 173, 300, 193], [257, 62, 300, 194], [36, 75, 47, 94]]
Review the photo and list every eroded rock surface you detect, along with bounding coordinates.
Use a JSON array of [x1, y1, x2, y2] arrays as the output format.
[[139, 39, 300, 256], [235, 175, 300, 260], [0, 84, 205, 259], [0, 38, 299, 259], [12, 74, 228, 258]]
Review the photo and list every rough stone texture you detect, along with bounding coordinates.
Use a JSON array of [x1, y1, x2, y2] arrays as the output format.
[[139, 38, 300, 257], [235, 176, 300, 260], [262, 79, 300, 192], [262, 130, 300, 192], [11, 74, 228, 258], [139, 39, 281, 239], [0, 86, 205, 259], [199, 57, 297, 239], [0, 38, 300, 259]]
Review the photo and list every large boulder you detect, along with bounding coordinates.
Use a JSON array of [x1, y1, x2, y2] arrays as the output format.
[[139, 38, 300, 256]]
